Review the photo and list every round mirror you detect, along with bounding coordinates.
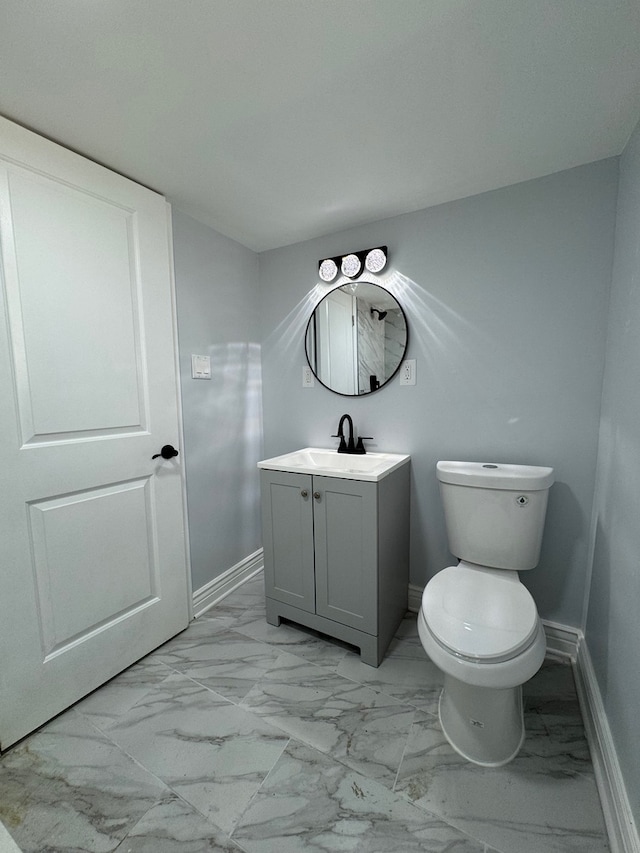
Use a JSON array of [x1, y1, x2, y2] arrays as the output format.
[[305, 281, 408, 396]]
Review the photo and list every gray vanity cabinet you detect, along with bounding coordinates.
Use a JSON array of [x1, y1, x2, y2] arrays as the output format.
[[260, 462, 409, 666]]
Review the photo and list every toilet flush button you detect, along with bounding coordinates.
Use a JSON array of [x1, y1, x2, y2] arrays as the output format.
[[517, 495, 529, 506]]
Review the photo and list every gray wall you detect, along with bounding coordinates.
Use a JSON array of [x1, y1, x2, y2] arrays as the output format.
[[172, 208, 262, 592], [585, 117, 640, 820], [259, 159, 619, 627]]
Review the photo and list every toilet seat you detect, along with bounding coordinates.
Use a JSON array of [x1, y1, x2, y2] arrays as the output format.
[[422, 564, 538, 663]]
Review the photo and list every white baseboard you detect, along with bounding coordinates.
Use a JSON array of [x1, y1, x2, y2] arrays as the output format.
[[192, 548, 264, 618], [541, 619, 581, 661], [574, 642, 640, 853]]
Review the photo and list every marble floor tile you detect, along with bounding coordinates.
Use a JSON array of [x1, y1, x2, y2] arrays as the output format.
[[0, 713, 172, 853], [394, 667, 610, 853], [233, 739, 487, 853], [0, 821, 22, 853], [74, 656, 175, 732], [205, 606, 267, 631], [524, 659, 584, 720], [215, 576, 265, 604], [235, 617, 352, 669], [240, 652, 418, 786], [155, 627, 282, 702], [199, 578, 268, 629], [0, 578, 613, 853], [104, 671, 289, 834], [335, 644, 444, 716], [114, 797, 244, 852], [395, 611, 421, 636], [153, 614, 239, 650]]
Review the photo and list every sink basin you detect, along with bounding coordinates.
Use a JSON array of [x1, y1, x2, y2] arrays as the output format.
[[258, 447, 410, 482]]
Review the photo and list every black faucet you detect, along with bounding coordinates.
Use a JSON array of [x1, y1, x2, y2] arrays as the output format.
[[332, 414, 373, 454], [332, 414, 355, 454]]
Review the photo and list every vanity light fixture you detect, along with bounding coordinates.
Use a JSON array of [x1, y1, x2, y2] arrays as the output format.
[[318, 258, 338, 282], [365, 247, 387, 274], [341, 253, 362, 278], [318, 246, 388, 281]]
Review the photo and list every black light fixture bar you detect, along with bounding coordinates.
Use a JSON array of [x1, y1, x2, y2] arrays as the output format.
[[318, 245, 388, 281]]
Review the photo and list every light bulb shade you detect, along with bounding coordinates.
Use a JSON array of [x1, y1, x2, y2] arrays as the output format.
[[365, 247, 387, 273], [318, 258, 338, 282], [341, 253, 362, 278]]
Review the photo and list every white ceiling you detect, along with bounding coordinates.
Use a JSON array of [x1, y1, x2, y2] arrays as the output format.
[[1, 1, 640, 252]]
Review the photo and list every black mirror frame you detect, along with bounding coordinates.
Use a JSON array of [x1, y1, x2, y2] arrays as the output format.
[[304, 282, 409, 397]]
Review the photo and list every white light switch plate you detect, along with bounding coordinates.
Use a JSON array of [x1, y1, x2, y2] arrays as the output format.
[[191, 354, 211, 379]]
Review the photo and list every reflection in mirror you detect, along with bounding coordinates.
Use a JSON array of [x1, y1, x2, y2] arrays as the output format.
[[305, 281, 408, 396]]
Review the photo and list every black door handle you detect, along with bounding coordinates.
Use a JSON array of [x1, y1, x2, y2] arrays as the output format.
[[152, 444, 179, 460]]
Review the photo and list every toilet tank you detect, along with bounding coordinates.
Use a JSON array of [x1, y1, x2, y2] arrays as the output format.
[[436, 461, 554, 570]]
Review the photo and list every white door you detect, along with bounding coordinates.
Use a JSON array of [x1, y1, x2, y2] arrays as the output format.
[[0, 117, 190, 749], [317, 288, 358, 394]]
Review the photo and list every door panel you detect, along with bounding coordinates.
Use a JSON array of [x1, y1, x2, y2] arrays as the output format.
[[6, 168, 144, 440], [28, 478, 158, 657], [0, 116, 189, 749]]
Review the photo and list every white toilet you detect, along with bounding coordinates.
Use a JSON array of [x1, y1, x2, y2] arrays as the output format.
[[418, 460, 554, 767]]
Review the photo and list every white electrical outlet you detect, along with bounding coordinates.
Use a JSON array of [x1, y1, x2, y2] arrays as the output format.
[[302, 365, 315, 388], [399, 359, 416, 386]]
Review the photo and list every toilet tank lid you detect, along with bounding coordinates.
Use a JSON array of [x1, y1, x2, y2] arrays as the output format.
[[437, 461, 554, 490]]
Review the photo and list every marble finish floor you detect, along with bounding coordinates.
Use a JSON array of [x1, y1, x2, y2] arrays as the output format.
[[0, 575, 609, 852]]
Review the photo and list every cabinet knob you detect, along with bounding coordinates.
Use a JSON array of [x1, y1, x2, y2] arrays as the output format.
[[301, 489, 309, 498], [313, 492, 321, 501]]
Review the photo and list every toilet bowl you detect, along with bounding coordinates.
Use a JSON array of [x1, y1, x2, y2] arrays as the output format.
[[418, 562, 547, 765], [419, 461, 553, 766]]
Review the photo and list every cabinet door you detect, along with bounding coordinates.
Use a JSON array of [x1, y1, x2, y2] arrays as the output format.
[[261, 470, 315, 613], [313, 476, 377, 633]]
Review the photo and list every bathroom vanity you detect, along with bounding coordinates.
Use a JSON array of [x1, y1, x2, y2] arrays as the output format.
[[258, 448, 410, 666]]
